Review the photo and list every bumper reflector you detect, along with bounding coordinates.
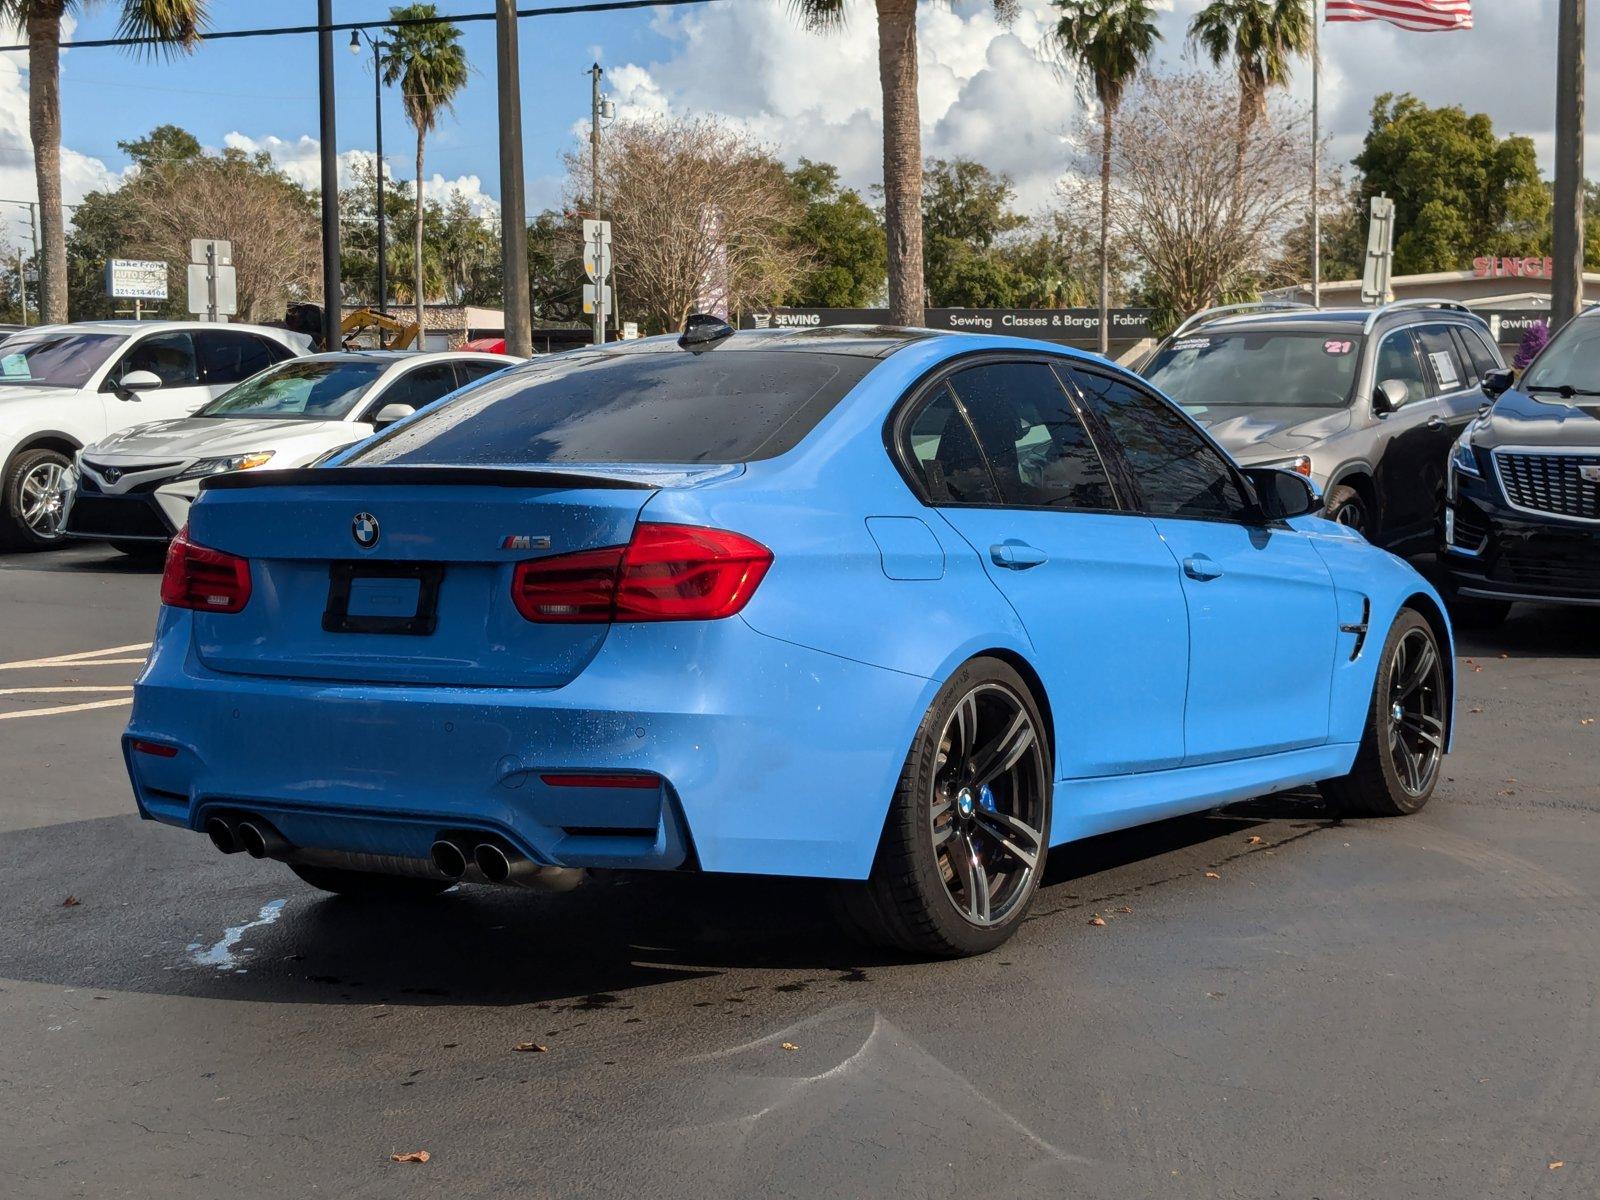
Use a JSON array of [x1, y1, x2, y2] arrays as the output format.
[[540, 773, 660, 789], [131, 739, 179, 758]]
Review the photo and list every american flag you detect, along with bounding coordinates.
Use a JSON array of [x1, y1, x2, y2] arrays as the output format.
[[1326, 0, 1473, 31]]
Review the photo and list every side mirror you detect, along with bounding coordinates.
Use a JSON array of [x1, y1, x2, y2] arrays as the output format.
[[371, 402, 416, 428], [117, 369, 163, 397], [1481, 367, 1514, 399], [1372, 378, 1409, 415], [1241, 466, 1322, 521]]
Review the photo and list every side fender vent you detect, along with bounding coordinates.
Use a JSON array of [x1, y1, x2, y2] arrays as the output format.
[[1340, 597, 1371, 662]]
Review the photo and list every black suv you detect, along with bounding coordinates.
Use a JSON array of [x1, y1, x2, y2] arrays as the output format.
[[1141, 300, 1507, 554], [1442, 306, 1600, 623]]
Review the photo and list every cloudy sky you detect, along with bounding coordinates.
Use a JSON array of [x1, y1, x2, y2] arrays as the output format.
[[0, 0, 1587, 248]]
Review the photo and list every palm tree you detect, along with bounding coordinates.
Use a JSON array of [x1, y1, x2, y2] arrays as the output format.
[[795, 0, 1018, 327], [1188, 0, 1312, 159], [0, 0, 207, 324], [1049, 0, 1159, 356], [382, 3, 468, 338]]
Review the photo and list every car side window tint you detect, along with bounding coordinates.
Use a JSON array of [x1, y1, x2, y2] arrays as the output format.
[[195, 330, 277, 386], [110, 332, 198, 389], [260, 336, 298, 365], [1458, 326, 1502, 380], [904, 384, 1001, 505], [1067, 368, 1250, 521], [455, 360, 505, 385], [944, 362, 1117, 511], [1415, 325, 1466, 396], [379, 363, 463, 412], [1374, 329, 1428, 404]]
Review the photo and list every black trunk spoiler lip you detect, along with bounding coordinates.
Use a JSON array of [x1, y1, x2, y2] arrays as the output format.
[[201, 465, 657, 492]]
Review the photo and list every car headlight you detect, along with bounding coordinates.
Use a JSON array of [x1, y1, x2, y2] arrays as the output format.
[[173, 451, 275, 482], [1450, 434, 1481, 478], [1261, 454, 1314, 477]]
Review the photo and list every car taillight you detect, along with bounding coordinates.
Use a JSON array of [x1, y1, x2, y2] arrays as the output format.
[[512, 522, 772, 623], [160, 527, 252, 613]]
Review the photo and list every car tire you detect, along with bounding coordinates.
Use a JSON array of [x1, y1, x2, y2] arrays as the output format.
[[1324, 484, 1368, 534], [1, 448, 73, 552], [1319, 608, 1447, 818], [289, 863, 453, 900], [832, 657, 1052, 958]]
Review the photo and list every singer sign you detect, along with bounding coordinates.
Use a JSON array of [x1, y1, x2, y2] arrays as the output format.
[[1473, 256, 1555, 281]]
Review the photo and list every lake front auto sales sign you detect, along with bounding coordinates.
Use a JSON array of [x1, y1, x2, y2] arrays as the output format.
[[104, 259, 169, 301], [1473, 256, 1554, 280]]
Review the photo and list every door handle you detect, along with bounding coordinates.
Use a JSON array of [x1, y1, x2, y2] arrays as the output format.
[[990, 541, 1048, 570], [1426, 414, 1446, 429], [1183, 554, 1224, 581]]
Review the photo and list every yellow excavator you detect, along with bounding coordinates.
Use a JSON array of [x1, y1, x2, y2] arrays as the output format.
[[338, 307, 422, 350]]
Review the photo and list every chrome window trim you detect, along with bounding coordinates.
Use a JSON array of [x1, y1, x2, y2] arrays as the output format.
[[1490, 444, 1600, 525]]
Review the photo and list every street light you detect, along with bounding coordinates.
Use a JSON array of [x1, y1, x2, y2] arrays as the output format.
[[351, 27, 390, 327]]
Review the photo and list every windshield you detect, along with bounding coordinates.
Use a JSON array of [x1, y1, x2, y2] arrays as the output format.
[[349, 347, 874, 466], [1520, 315, 1600, 394], [199, 359, 387, 420], [1142, 331, 1362, 412], [0, 331, 123, 388]]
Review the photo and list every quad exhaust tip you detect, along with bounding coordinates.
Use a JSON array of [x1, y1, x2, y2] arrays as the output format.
[[205, 817, 241, 855], [430, 839, 469, 880]]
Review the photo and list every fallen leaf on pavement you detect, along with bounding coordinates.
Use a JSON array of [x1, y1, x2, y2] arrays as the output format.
[[780, 1042, 799, 1051], [1469, 707, 1483, 714], [1246, 835, 1263, 844], [1204, 871, 1221, 879], [1089, 916, 1106, 927], [61, 896, 79, 908], [391, 1151, 430, 1164], [1582, 719, 1595, 726], [512, 1042, 547, 1053], [1549, 1161, 1564, 1170], [1117, 905, 1132, 913]]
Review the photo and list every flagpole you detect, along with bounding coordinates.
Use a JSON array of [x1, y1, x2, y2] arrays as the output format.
[[1311, 0, 1321, 308]]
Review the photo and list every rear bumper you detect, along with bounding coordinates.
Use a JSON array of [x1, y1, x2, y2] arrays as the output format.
[[124, 610, 936, 880]]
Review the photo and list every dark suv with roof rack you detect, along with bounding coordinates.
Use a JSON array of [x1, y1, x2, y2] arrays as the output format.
[[1140, 300, 1507, 554], [1441, 306, 1600, 623]]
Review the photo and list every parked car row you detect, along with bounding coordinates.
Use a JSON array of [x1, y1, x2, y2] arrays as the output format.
[[1139, 298, 1600, 621], [0, 318, 517, 552]]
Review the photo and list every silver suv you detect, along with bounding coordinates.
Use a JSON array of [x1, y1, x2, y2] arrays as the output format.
[[1140, 300, 1507, 553]]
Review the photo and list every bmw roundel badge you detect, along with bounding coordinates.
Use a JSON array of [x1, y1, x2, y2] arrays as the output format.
[[352, 511, 380, 548]]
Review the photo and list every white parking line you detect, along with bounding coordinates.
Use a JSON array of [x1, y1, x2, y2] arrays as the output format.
[[0, 686, 135, 695], [0, 642, 151, 671], [0, 697, 133, 721]]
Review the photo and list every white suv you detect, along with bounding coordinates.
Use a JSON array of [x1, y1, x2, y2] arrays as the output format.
[[0, 321, 306, 549]]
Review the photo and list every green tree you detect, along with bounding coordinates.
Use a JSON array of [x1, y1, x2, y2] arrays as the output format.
[[1354, 93, 1546, 274], [1188, 0, 1311, 176], [921, 157, 1027, 307], [794, 0, 1020, 326], [0, 0, 208, 323], [1049, 0, 1160, 353], [382, 3, 470, 334], [526, 209, 586, 323], [119, 123, 202, 168], [783, 159, 886, 307]]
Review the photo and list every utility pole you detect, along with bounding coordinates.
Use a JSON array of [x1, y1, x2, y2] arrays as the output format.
[[1310, 1, 1321, 308], [590, 62, 605, 346], [497, 0, 532, 357], [17, 247, 26, 325], [317, 0, 342, 352], [1553, 0, 1586, 331]]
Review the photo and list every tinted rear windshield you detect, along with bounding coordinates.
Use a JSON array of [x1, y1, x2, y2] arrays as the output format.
[[348, 347, 874, 466], [1142, 330, 1362, 411]]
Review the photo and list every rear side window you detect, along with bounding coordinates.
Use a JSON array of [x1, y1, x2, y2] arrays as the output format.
[[1454, 325, 1501, 382], [351, 348, 874, 466], [905, 385, 1002, 504], [943, 362, 1117, 511], [456, 360, 506, 385], [196, 331, 279, 385], [1415, 325, 1466, 395], [1067, 368, 1250, 521]]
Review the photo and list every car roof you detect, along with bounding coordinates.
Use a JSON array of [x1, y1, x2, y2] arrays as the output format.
[[1193, 307, 1488, 336], [295, 349, 515, 364], [19, 319, 298, 338]]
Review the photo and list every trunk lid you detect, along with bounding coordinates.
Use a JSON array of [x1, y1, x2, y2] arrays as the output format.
[[185, 466, 678, 687]]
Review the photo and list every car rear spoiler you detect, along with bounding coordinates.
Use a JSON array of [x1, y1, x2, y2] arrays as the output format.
[[201, 466, 656, 492]]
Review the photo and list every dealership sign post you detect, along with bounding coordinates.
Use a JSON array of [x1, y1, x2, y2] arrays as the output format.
[[103, 259, 168, 319]]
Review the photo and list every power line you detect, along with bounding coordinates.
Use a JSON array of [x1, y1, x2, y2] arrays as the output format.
[[0, 0, 726, 54]]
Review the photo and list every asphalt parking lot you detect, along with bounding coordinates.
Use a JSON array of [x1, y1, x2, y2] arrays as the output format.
[[2, 543, 1598, 1199]]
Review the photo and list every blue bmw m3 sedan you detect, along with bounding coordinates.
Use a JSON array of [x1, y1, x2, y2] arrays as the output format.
[[125, 321, 1454, 956]]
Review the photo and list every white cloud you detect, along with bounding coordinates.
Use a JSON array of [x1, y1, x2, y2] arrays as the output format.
[[0, 17, 121, 251]]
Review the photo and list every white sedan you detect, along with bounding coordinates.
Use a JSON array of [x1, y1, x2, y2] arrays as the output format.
[[63, 349, 518, 554], [0, 321, 308, 549]]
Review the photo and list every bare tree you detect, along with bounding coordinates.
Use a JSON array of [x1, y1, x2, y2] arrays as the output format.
[[1061, 71, 1310, 318], [567, 116, 806, 335], [120, 149, 321, 323]]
